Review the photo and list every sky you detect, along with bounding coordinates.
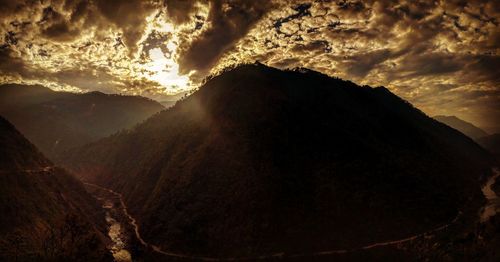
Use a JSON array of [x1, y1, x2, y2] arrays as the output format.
[[0, 0, 499, 132]]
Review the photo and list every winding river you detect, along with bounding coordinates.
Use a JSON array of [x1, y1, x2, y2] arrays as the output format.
[[103, 199, 133, 262], [85, 184, 133, 262], [480, 168, 500, 222]]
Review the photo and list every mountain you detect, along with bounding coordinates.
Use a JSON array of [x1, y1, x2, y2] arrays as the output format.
[[434, 115, 488, 139], [477, 133, 500, 159], [0, 84, 164, 159], [62, 64, 492, 258], [433, 115, 499, 161], [158, 92, 189, 108], [0, 116, 111, 261]]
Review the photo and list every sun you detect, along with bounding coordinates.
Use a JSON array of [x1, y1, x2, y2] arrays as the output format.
[[139, 17, 192, 95], [142, 46, 190, 94]]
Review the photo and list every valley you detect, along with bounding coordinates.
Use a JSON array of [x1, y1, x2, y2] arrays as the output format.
[[1, 64, 498, 261], [83, 168, 499, 261], [85, 183, 134, 262]]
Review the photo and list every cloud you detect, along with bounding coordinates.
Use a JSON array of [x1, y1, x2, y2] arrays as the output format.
[[94, 0, 159, 54], [0, 47, 28, 77], [164, 0, 199, 24], [176, 0, 277, 75], [343, 49, 393, 78], [39, 6, 83, 42], [0, 0, 498, 131], [213, 0, 499, 131]]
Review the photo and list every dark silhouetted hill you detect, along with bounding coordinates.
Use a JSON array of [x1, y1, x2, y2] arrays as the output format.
[[0, 116, 110, 261], [434, 115, 488, 139], [62, 64, 492, 258], [477, 133, 500, 160], [0, 84, 164, 159]]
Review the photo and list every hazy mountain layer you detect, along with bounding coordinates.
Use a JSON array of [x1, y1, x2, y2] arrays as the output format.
[[0, 84, 164, 159], [63, 64, 492, 257], [434, 115, 488, 140]]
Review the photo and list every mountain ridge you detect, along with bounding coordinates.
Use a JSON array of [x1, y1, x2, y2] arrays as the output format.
[[0, 83, 164, 159], [62, 63, 493, 257]]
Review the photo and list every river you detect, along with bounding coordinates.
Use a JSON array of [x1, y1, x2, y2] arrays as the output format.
[[103, 199, 133, 262], [480, 168, 500, 222], [85, 184, 133, 262]]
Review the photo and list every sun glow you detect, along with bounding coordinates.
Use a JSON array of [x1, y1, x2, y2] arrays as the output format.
[[142, 47, 190, 94], [140, 18, 191, 94]]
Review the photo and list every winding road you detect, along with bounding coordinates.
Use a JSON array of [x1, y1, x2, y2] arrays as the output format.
[[0, 166, 55, 174], [83, 181, 466, 261]]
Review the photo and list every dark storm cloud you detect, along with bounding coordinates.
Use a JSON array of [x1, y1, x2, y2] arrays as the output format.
[[343, 49, 392, 78], [164, 0, 199, 24], [0, 47, 27, 77], [94, 0, 159, 54], [0, 0, 161, 52], [393, 53, 463, 79], [0, 0, 26, 16], [42, 22, 77, 41], [68, 0, 90, 22], [176, 0, 277, 75], [464, 54, 500, 83], [273, 3, 312, 35], [290, 40, 332, 55], [141, 30, 173, 59]]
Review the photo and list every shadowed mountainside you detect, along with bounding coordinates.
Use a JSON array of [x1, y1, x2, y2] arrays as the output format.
[[0, 84, 164, 159], [0, 116, 111, 261], [433, 115, 499, 162], [434, 115, 488, 140], [477, 133, 500, 161], [62, 64, 493, 258]]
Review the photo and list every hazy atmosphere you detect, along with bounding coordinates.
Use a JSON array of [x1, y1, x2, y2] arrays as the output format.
[[1, 1, 500, 261], [0, 0, 499, 131]]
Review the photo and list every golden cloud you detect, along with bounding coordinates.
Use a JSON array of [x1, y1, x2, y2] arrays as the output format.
[[0, 0, 499, 131]]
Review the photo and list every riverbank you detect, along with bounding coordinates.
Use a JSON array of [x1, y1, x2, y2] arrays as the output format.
[[84, 183, 137, 262], [395, 168, 500, 261], [82, 181, 480, 261]]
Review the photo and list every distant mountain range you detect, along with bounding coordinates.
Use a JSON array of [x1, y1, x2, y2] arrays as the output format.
[[0, 84, 164, 159], [61, 64, 493, 258], [158, 91, 189, 108], [433, 115, 488, 139], [0, 116, 110, 261], [433, 115, 500, 161]]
